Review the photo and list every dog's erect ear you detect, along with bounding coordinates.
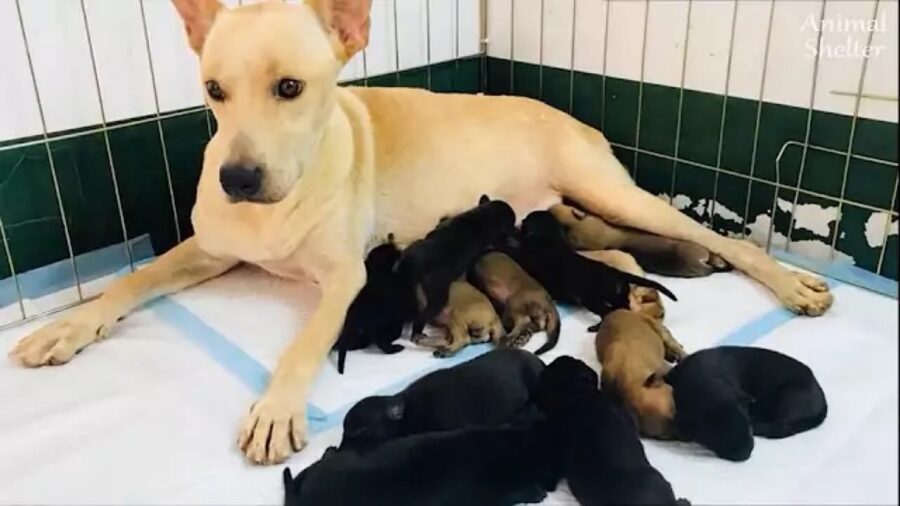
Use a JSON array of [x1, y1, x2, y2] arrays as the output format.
[[307, 0, 372, 62], [171, 0, 223, 54], [385, 398, 405, 421], [479, 194, 490, 205]]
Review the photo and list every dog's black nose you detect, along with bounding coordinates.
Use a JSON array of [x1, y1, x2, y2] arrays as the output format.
[[220, 165, 262, 199]]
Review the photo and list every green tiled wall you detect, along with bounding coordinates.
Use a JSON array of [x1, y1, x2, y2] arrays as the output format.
[[486, 57, 898, 280], [0, 57, 481, 284]]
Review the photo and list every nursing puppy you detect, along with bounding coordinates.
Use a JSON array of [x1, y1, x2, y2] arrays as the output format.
[[283, 423, 557, 506], [471, 252, 560, 353], [396, 196, 517, 339], [339, 348, 544, 453], [536, 356, 687, 506], [510, 211, 677, 324], [412, 279, 505, 358], [333, 235, 414, 373], [666, 345, 828, 462], [579, 249, 666, 320], [595, 310, 686, 439], [550, 203, 731, 278]]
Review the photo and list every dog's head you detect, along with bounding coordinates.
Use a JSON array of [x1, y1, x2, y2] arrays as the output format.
[[669, 372, 755, 461], [339, 395, 405, 451], [172, 0, 371, 204]]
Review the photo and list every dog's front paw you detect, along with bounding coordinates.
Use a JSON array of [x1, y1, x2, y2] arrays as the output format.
[[8, 308, 112, 367], [774, 272, 832, 316], [238, 395, 306, 465]]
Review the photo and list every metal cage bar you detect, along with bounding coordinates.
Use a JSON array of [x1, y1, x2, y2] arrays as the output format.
[[709, 0, 740, 233]]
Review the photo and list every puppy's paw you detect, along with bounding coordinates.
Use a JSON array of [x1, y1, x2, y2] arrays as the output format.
[[433, 346, 461, 358], [238, 394, 306, 465], [774, 272, 832, 316], [9, 306, 113, 367]]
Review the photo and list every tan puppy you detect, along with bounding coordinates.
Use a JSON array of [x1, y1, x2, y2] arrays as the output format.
[[8, 0, 832, 465], [595, 310, 687, 439], [471, 252, 560, 353], [412, 280, 504, 358], [551, 203, 731, 278], [578, 250, 666, 321]]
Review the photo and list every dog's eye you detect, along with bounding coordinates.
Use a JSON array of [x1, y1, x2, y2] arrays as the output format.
[[275, 78, 304, 100], [205, 80, 226, 102]]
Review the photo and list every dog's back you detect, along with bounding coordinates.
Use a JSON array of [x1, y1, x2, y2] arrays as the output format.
[[403, 348, 545, 431], [707, 346, 827, 438], [285, 425, 555, 506]]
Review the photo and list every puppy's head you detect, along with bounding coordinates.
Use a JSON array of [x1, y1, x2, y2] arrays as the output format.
[[172, 0, 371, 204], [365, 240, 401, 275], [340, 395, 405, 450], [671, 378, 754, 461], [634, 373, 676, 438], [537, 356, 598, 413], [521, 211, 567, 241]]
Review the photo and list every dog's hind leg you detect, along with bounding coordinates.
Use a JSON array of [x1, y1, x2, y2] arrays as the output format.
[[557, 147, 832, 316], [9, 238, 237, 367]]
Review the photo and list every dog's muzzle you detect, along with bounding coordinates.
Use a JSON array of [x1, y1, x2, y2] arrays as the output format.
[[220, 164, 263, 201]]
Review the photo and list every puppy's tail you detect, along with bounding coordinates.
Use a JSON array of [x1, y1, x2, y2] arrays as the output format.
[[337, 349, 348, 375], [534, 304, 560, 356], [620, 271, 678, 302]]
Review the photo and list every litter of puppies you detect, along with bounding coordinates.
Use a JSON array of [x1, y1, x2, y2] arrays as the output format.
[[303, 196, 828, 505]]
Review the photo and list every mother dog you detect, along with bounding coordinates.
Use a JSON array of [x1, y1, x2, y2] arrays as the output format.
[[8, 0, 832, 465]]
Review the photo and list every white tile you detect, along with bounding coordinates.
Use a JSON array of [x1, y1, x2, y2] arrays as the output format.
[[396, 0, 427, 70], [428, 0, 454, 64], [541, 0, 575, 70], [487, 0, 512, 58], [858, 0, 898, 123], [512, 0, 543, 65], [605, 0, 647, 81], [728, 0, 774, 101], [83, 0, 157, 123], [762, 0, 821, 108], [0, 0, 42, 141], [366, 0, 400, 77], [684, 0, 736, 96], [458, 0, 481, 58], [141, 0, 205, 113], [643, 0, 690, 88], [17, 0, 102, 133], [573, 0, 608, 76]]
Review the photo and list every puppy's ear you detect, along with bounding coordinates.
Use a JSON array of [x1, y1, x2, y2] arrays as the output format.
[[171, 0, 224, 54], [386, 398, 405, 421], [386, 233, 395, 244], [479, 194, 490, 205], [307, 0, 372, 62]]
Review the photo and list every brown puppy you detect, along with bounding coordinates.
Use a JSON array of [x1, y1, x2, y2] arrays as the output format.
[[551, 204, 731, 278], [595, 310, 687, 439], [578, 250, 666, 321], [412, 280, 505, 358], [470, 252, 560, 354]]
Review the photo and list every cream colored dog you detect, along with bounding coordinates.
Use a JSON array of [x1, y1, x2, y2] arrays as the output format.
[[8, 0, 832, 465]]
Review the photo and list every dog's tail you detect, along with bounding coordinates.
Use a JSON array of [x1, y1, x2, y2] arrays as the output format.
[[534, 304, 561, 355], [619, 271, 677, 302]]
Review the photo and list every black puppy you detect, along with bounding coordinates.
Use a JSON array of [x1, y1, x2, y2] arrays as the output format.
[[283, 424, 558, 506], [332, 235, 417, 374], [509, 211, 677, 323], [396, 195, 517, 338], [536, 356, 688, 506], [666, 345, 827, 462], [339, 348, 544, 452]]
